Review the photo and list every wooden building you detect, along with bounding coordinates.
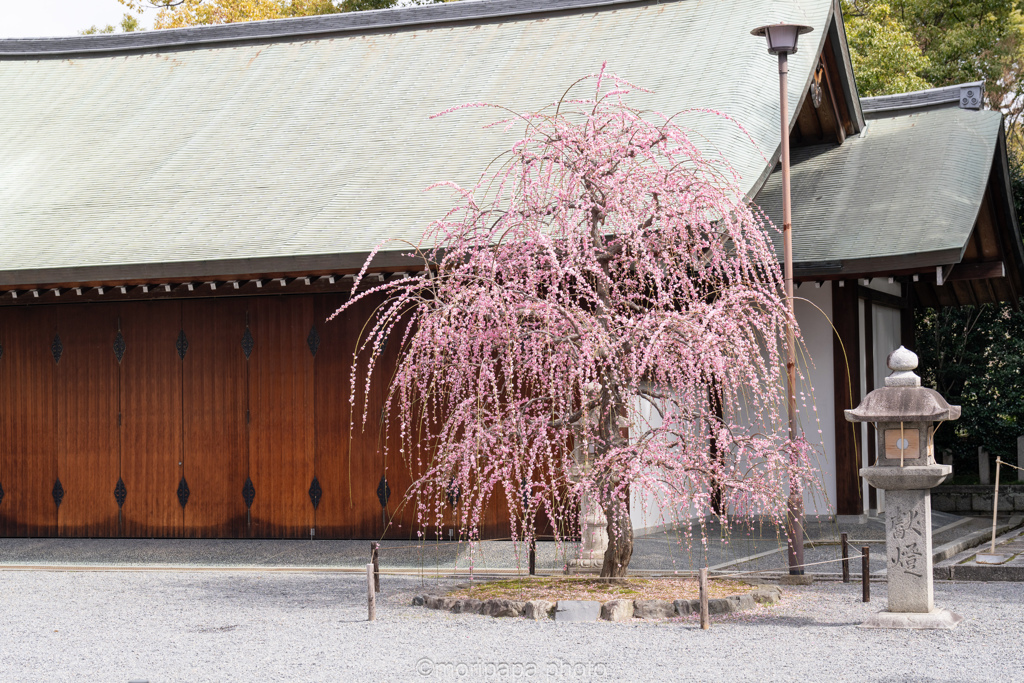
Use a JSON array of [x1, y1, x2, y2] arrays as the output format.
[[0, 0, 1020, 539]]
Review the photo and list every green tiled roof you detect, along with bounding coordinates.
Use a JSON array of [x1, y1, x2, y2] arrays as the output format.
[[755, 106, 1004, 273], [0, 0, 834, 286]]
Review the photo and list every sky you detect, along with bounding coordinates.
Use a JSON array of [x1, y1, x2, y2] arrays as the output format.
[[0, 0, 153, 38]]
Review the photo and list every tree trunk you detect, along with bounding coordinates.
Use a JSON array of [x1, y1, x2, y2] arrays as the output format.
[[600, 496, 633, 577]]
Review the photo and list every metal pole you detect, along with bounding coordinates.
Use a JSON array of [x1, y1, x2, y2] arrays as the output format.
[[991, 459, 1002, 554], [841, 532, 850, 583], [779, 51, 804, 576], [861, 547, 870, 602]]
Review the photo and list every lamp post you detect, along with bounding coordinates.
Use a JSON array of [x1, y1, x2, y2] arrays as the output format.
[[751, 22, 813, 575]]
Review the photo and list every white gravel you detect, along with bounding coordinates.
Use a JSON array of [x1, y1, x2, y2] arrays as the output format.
[[1, 571, 1021, 682]]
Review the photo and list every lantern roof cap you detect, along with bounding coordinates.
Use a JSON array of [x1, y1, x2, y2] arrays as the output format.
[[845, 386, 961, 423]]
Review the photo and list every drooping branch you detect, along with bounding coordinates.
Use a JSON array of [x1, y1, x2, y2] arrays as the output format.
[[337, 65, 819, 577]]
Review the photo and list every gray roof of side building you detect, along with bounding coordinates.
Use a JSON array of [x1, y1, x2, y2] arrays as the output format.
[[0, 0, 844, 287], [755, 104, 1008, 275]]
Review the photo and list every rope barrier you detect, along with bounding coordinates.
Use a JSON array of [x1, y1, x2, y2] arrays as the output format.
[[371, 543, 876, 577], [996, 458, 1024, 472], [709, 551, 872, 579]]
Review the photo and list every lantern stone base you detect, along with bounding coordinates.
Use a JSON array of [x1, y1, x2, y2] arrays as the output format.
[[860, 608, 963, 630]]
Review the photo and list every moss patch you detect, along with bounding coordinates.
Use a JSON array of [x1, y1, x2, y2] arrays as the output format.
[[447, 577, 756, 603]]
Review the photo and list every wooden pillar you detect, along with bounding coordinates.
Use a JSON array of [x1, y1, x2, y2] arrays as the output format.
[[900, 305, 916, 352], [832, 281, 862, 516], [863, 299, 877, 511]]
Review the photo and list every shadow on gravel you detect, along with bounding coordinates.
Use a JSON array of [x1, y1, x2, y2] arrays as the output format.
[[752, 616, 857, 628]]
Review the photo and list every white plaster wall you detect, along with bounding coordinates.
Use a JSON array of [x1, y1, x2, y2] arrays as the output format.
[[855, 278, 904, 513], [628, 395, 676, 532], [794, 283, 835, 516], [866, 300, 902, 513], [626, 283, 838, 531]]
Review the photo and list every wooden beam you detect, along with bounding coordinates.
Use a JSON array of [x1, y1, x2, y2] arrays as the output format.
[[0, 273, 392, 308], [946, 261, 1006, 281], [952, 279, 978, 307], [912, 281, 940, 309], [963, 228, 981, 261], [900, 285, 916, 349], [833, 281, 862, 516], [822, 34, 854, 136], [857, 285, 907, 310], [820, 57, 846, 145], [977, 189, 1001, 260]]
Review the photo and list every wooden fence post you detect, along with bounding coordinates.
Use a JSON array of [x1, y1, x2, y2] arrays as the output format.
[[861, 547, 870, 603], [699, 567, 710, 630], [371, 542, 380, 593], [367, 563, 376, 621], [841, 532, 850, 583]]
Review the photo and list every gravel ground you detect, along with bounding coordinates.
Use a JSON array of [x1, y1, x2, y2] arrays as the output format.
[[1, 571, 1020, 682]]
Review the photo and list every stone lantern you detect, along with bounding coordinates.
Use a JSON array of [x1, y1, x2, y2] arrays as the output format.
[[845, 346, 963, 629]]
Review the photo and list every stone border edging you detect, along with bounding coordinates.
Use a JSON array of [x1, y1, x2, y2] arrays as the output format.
[[412, 584, 782, 621], [933, 514, 1024, 569], [934, 521, 1024, 582]]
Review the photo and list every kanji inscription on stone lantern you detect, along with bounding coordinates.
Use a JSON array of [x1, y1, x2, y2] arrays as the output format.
[[845, 346, 963, 629]]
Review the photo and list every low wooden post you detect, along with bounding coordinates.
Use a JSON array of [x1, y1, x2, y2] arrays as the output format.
[[861, 547, 870, 603], [529, 538, 536, 576], [371, 542, 380, 593], [699, 567, 710, 630], [841, 532, 850, 583], [367, 563, 376, 621]]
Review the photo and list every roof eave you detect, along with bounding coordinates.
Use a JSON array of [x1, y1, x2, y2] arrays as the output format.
[[827, 0, 865, 131], [992, 123, 1024, 281], [0, 0, 652, 57], [0, 249, 424, 289], [793, 247, 966, 280]]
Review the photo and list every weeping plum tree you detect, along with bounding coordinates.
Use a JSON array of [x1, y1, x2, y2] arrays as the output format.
[[336, 68, 817, 577]]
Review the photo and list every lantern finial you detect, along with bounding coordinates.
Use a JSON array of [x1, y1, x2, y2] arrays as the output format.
[[885, 346, 921, 387]]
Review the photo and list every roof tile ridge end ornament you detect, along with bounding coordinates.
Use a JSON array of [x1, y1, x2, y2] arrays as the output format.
[[0, 0, 654, 57]]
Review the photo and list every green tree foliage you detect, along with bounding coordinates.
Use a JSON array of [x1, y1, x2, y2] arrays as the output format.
[[903, 1, 1022, 89], [116, 0, 452, 29], [843, 3, 1024, 469], [841, 2, 932, 96], [80, 13, 143, 35], [843, 1, 1024, 111], [916, 304, 1024, 471]]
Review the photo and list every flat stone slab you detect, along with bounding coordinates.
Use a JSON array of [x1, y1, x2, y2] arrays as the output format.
[[554, 600, 602, 622], [975, 553, 1012, 565], [860, 608, 963, 630]]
